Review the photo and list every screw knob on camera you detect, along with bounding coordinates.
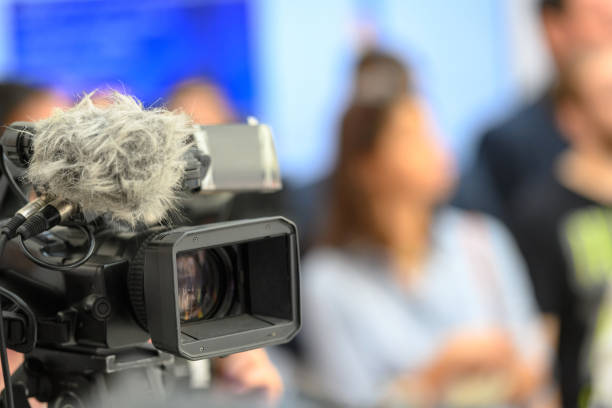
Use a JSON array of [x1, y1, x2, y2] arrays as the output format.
[[83, 295, 112, 321]]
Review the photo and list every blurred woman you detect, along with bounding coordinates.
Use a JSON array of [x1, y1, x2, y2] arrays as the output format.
[[299, 93, 552, 406]]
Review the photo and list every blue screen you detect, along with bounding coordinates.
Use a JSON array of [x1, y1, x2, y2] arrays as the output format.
[[11, 0, 255, 113]]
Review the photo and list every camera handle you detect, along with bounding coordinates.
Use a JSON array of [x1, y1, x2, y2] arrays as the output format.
[[1, 346, 174, 408]]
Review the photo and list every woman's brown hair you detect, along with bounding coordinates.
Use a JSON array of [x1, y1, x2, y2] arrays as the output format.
[[324, 49, 413, 247], [325, 101, 397, 247]]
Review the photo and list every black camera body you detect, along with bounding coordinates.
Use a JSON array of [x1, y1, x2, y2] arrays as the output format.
[[0, 217, 300, 360], [0, 116, 300, 406]]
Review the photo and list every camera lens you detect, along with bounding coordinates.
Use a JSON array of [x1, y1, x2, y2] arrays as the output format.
[[176, 247, 235, 322]]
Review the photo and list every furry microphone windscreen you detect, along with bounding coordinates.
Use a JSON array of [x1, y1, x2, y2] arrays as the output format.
[[26, 92, 195, 226]]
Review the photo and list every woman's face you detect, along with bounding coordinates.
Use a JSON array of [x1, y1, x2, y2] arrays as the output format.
[[363, 98, 456, 205]]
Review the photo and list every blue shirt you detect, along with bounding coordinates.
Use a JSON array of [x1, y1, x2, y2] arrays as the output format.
[[300, 208, 546, 406]]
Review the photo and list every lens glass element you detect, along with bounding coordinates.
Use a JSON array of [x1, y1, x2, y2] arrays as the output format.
[[176, 248, 224, 322]]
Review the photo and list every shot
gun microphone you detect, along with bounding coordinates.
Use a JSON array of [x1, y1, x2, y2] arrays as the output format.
[[0, 92, 210, 238]]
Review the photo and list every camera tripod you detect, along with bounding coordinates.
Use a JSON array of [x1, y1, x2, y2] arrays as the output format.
[[1, 345, 174, 408]]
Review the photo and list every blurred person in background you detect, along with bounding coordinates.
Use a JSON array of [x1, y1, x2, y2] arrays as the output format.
[[455, 0, 612, 225], [512, 45, 612, 408], [299, 91, 552, 406], [454, 1, 612, 405], [291, 49, 412, 255]]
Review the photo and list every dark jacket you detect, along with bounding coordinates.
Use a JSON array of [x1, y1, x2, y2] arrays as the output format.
[[453, 93, 568, 224]]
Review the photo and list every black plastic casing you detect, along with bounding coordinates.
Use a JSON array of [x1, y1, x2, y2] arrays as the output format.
[[0, 228, 153, 352], [143, 217, 300, 360]]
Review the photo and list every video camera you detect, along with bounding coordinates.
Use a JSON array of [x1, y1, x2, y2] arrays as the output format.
[[0, 120, 300, 406]]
